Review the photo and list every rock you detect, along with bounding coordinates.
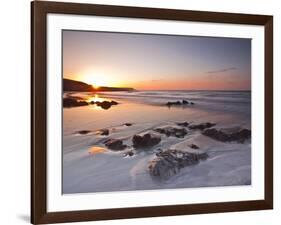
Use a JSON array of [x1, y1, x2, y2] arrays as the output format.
[[154, 126, 187, 138], [90, 101, 96, 104], [123, 150, 134, 157], [99, 129, 109, 136], [190, 144, 199, 149], [132, 133, 161, 148], [110, 100, 119, 105], [96, 101, 111, 110], [104, 139, 127, 151], [202, 128, 251, 143], [95, 100, 119, 110], [63, 98, 89, 108], [176, 122, 189, 127], [189, 122, 216, 130], [166, 100, 195, 107], [166, 101, 182, 107], [76, 130, 91, 135], [124, 123, 133, 126], [148, 149, 208, 179]]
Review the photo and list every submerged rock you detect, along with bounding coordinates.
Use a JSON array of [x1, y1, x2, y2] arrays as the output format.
[[166, 101, 182, 107], [63, 98, 88, 108], [166, 100, 195, 107], [99, 129, 109, 136], [96, 101, 111, 110], [148, 149, 208, 179], [104, 139, 127, 151], [154, 126, 188, 138], [76, 130, 91, 135], [92, 100, 119, 110], [123, 150, 134, 157], [202, 127, 251, 143], [124, 123, 133, 126], [189, 122, 216, 130], [190, 144, 199, 149], [132, 133, 161, 149]]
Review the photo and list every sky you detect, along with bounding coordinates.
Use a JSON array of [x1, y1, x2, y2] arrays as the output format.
[[63, 30, 251, 90]]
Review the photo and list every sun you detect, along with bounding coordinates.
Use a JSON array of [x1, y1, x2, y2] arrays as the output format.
[[82, 73, 109, 88]]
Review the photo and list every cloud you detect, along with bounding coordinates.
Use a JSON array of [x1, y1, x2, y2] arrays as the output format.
[[206, 67, 237, 74]]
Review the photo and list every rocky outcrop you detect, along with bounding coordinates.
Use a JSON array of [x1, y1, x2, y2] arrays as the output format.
[[64, 79, 95, 92], [132, 133, 161, 149], [95, 101, 119, 110], [104, 139, 127, 151], [189, 122, 216, 130], [148, 149, 208, 179], [154, 126, 187, 138], [64, 78, 135, 92], [166, 100, 195, 107], [63, 98, 89, 108], [97, 86, 136, 92], [202, 127, 251, 143]]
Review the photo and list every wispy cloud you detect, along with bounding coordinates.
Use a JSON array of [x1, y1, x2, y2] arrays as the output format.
[[206, 67, 237, 74]]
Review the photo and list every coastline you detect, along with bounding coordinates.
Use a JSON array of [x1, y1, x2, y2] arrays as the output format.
[[63, 90, 251, 194]]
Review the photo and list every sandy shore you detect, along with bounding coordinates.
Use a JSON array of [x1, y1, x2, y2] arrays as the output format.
[[63, 91, 251, 194]]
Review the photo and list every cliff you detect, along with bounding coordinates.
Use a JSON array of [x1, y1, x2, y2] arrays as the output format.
[[63, 78, 135, 92]]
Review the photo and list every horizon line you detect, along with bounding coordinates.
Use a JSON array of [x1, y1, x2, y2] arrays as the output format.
[[63, 78, 251, 92]]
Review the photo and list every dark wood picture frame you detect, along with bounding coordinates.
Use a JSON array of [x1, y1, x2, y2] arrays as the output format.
[[31, 1, 273, 224]]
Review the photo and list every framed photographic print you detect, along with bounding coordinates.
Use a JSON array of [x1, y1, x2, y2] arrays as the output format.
[[31, 1, 273, 224]]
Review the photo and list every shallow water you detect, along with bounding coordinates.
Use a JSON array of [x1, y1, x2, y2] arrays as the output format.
[[63, 90, 251, 194]]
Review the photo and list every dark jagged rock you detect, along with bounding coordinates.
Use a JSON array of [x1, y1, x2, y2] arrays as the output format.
[[202, 128, 251, 143], [63, 98, 89, 108], [124, 123, 133, 126], [190, 144, 199, 149], [104, 139, 127, 151], [190, 102, 195, 105], [99, 129, 109, 136], [154, 126, 187, 138], [95, 101, 119, 110], [76, 130, 91, 135], [148, 149, 208, 179], [166, 101, 182, 107], [182, 100, 189, 104], [189, 122, 216, 130], [132, 133, 161, 149], [176, 122, 189, 127]]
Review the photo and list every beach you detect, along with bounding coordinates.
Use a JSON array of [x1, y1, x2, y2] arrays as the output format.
[[63, 90, 251, 194]]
